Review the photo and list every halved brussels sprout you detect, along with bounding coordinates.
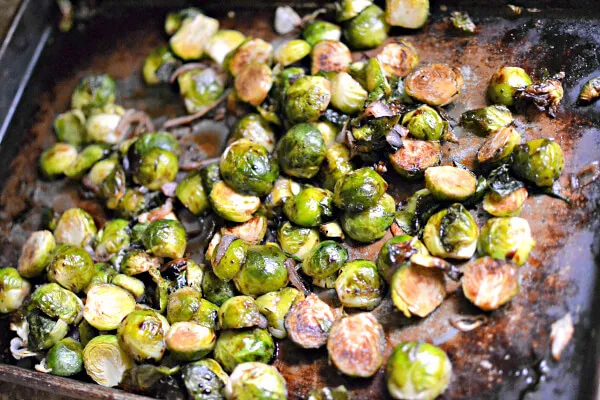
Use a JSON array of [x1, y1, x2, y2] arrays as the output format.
[[385, 0, 429, 28], [78, 320, 98, 348], [221, 215, 268, 245], [99, 163, 127, 210], [64, 144, 108, 179], [511, 138, 564, 187], [210, 181, 261, 223], [218, 295, 262, 329], [335, 259, 384, 310], [423, 204, 479, 260], [477, 126, 521, 166], [39, 143, 78, 179], [321, 142, 353, 191], [142, 219, 187, 259], [120, 249, 160, 276], [302, 241, 348, 279], [487, 66, 532, 106], [167, 286, 202, 324], [178, 67, 225, 114], [0, 268, 30, 313], [311, 40, 352, 75], [230, 113, 276, 153], [390, 140, 441, 179], [376, 235, 429, 283], [327, 313, 385, 377], [277, 222, 320, 261], [365, 57, 391, 100], [182, 358, 229, 400], [176, 172, 210, 215], [276, 39, 311, 67], [334, 167, 387, 212], [143, 46, 179, 85], [391, 264, 445, 318], [46, 338, 83, 377], [47, 244, 95, 293], [214, 328, 275, 372], [303, 21, 342, 47], [87, 157, 117, 186], [483, 187, 528, 217], [112, 274, 145, 301], [284, 77, 331, 124], [320, 221, 345, 240], [284, 187, 334, 227], [204, 29, 246, 65], [29, 282, 83, 324], [462, 257, 520, 311], [27, 309, 69, 351], [225, 362, 287, 400], [316, 121, 339, 148], [233, 244, 288, 297], [84, 284, 135, 330], [477, 217, 535, 266], [377, 40, 419, 78], [85, 109, 125, 144], [117, 309, 169, 362], [86, 263, 117, 292], [256, 287, 304, 339], [343, 5, 389, 50], [386, 342, 452, 400], [202, 270, 237, 306], [285, 293, 336, 349], [166, 321, 216, 361], [461, 105, 513, 135], [120, 364, 180, 393], [54, 110, 86, 146], [133, 148, 178, 190], [211, 235, 247, 281], [424, 166, 477, 201], [169, 13, 219, 60], [264, 178, 302, 213], [402, 105, 444, 141], [405, 63, 464, 106], [18, 230, 55, 278], [83, 335, 134, 387], [227, 38, 274, 77], [94, 219, 130, 258], [341, 193, 395, 243], [336, 0, 372, 22], [330, 72, 368, 114], [235, 63, 273, 107], [165, 8, 202, 35], [71, 75, 117, 112]]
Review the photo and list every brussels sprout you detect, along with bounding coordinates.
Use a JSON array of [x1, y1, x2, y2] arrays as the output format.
[[166, 321, 216, 361], [112, 274, 145, 301], [401, 105, 444, 141], [477, 126, 521, 166], [386, 342, 452, 400], [340, 193, 394, 243], [178, 67, 226, 114], [176, 172, 210, 215], [462, 257, 520, 311], [227, 37, 274, 77], [235, 63, 273, 107], [182, 358, 229, 400], [0, 268, 30, 313], [83, 284, 135, 330], [87, 157, 118, 186], [167, 286, 202, 324], [316, 121, 339, 148], [202, 270, 237, 306], [205, 29, 246, 65], [377, 40, 419, 78], [214, 328, 275, 372], [336, 0, 372, 21], [71, 75, 117, 112], [131, 131, 180, 157], [221, 215, 268, 245], [308, 386, 349, 400], [29, 282, 83, 325], [169, 13, 219, 60], [164, 8, 202, 35], [230, 114, 276, 153], [487, 66, 533, 106], [285, 293, 336, 349], [99, 163, 127, 210], [335, 259, 384, 310], [284, 77, 331, 124], [303, 21, 342, 46], [423, 204, 478, 260], [117, 309, 169, 362], [391, 263, 445, 318], [225, 362, 287, 400], [277, 222, 320, 261], [133, 148, 178, 190], [278, 123, 326, 179], [350, 115, 399, 158], [302, 241, 348, 280], [320, 221, 345, 240], [218, 296, 263, 329], [578, 77, 600, 103], [39, 143, 78, 178], [320, 142, 353, 191], [461, 105, 513, 135], [364, 58, 392, 102], [424, 166, 477, 201], [86, 263, 117, 292], [143, 46, 180, 85], [334, 167, 387, 212], [47, 244, 95, 293], [284, 187, 334, 227], [385, 0, 429, 28], [483, 187, 528, 217], [18, 230, 55, 278], [210, 181, 262, 223], [405, 63, 464, 106], [85, 110, 125, 144], [77, 320, 98, 348], [27, 309, 69, 351], [311, 40, 352, 75], [120, 364, 180, 393], [64, 144, 108, 179], [233, 244, 288, 297], [256, 287, 304, 339], [343, 5, 389, 50], [511, 138, 564, 187], [54, 109, 86, 146], [390, 140, 441, 179], [477, 217, 535, 266], [46, 338, 83, 377], [120, 250, 160, 276], [142, 219, 187, 259], [94, 219, 130, 258], [329, 72, 368, 114], [327, 313, 384, 377], [83, 335, 134, 387], [275, 39, 311, 67], [264, 178, 302, 214], [376, 235, 429, 283], [212, 236, 247, 281]]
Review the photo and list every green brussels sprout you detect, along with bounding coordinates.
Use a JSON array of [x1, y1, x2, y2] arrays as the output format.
[[233, 244, 288, 297], [164, 8, 202, 35], [227, 38, 274, 77], [205, 29, 246, 65], [386, 342, 452, 400], [302, 241, 348, 279], [424, 166, 477, 201], [483, 187, 528, 217], [218, 295, 263, 329], [120, 364, 180, 393], [120, 249, 160, 276], [316, 121, 339, 148], [77, 320, 98, 348], [225, 362, 287, 400], [350, 115, 399, 158], [201, 162, 222, 193], [142, 46, 179, 85], [423, 204, 478, 260], [94, 219, 130, 258], [308, 386, 349, 400], [212, 236, 247, 281], [27, 309, 69, 351], [386, 0, 429, 28], [39, 143, 78, 178], [221, 215, 268, 245], [343, 5, 389, 50], [461, 105, 513, 135], [210, 181, 262, 223], [83, 284, 135, 330], [511, 138, 564, 187], [117, 310, 169, 362], [54, 208, 97, 248], [462, 257, 520, 311], [402, 105, 444, 141], [29, 282, 83, 324], [341, 193, 395, 243], [405, 63, 464, 106], [327, 313, 385, 377], [142, 219, 187, 259], [230, 113, 276, 153], [235, 63, 273, 107], [284, 76, 331, 124], [256, 287, 304, 339], [83, 335, 134, 387], [377, 40, 420, 78], [131, 131, 180, 157], [335, 259, 384, 310], [284, 187, 334, 227], [176, 172, 210, 215], [278, 123, 326, 179], [320, 221, 345, 240], [47, 244, 95, 293], [264, 178, 302, 214], [311, 40, 352, 75], [169, 13, 219, 60], [167, 286, 202, 324], [365, 58, 392, 102], [112, 274, 145, 301], [46, 338, 83, 377], [276, 39, 311, 66], [100, 163, 127, 211], [336, 0, 373, 22], [87, 157, 118, 186], [478, 217, 534, 266], [330, 72, 368, 114], [390, 140, 441, 179], [334, 167, 387, 212], [303, 21, 342, 47], [376, 235, 429, 283], [477, 126, 521, 166], [86, 263, 117, 292], [0, 268, 30, 313], [18, 230, 55, 278], [71, 74, 117, 112], [166, 321, 216, 361], [487, 66, 532, 106], [214, 328, 275, 372], [54, 109, 86, 146], [285, 293, 336, 349], [64, 144, 108, 179], [320, 142, 353, 191], [178, 67, 225, 114], [391, 263, 445, 318], [182, 359, 229, 400], [202, 270, 236, 307], [85, 109, 125, 144], [277, 222, 320, 261], [133, 148, 178, 190]]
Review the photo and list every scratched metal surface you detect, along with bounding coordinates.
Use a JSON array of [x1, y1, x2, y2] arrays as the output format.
[[0, 2, 599, 400]]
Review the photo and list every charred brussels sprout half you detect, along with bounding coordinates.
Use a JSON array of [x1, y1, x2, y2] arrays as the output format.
[[284, 76, 331, 124], [39, 143, 78, 179], [117, 309, 169, 362], [120, 249, 160, 276], [477, 217, 535, 266], [321, 142, 354, 191], [47, 244, 95, 293], [402, 105, 444, 141], [303, 21, 342, 46], [218, 295, 263, 329], [330, 72, 368, 114], [390, 140, 441, 179], [487, 67, 532, 106], [424, 166, 477, 201], [204, 29, 246, 66], [278, 123, 326, 179], [391, 263, 445, 318], [256, 287, 304, 339], [212, 236, 247, 281], [311, 40, 352, 75], [176, 171, 210, 215], [277, 222, 320, 261], [18, 230, 55, 278], [483, 187, 528, 217], [94, 219, 130, 259], [343, 5, 389, 50], [423, 204, 479, 260], [178, 68, 225, 114], [302, 240, 348, 279], [335, 259, 385, 310], [461, 105, 513, 135], [0, 267, 30, 313], [477, 126, 521, 166], [235, 63, 273, 107], [511, 138, 564, 187], [83, 335, 134, 387], [54, 110, 86, 146], [84, 284, 135, 330], [233, 244, 288, 297], [405, 63, 464, 106], [276, 39, 311, 66], [462, 257, 520, 311], [46, 338, 83, 377], [220, 139, 278, 196], [385, 0, 429, 29], [377, 40, 420, 78], [71, 74, 116, 112], [142, 219, 187, 259], [227, 38, 274, 78], [225, 362, 287, 400], [341, 193, 395, 243], [285, 293, 336, 349], [166, 321, 216, 361], [214, 328, 275, 372], [230, 113, 276, 153], [169, 13, 219, 60], [376, 235, 429, 283], [334, 167, 387, 212], [54, 208, 97, 248], [284, 187, 334, 227], [182, 358, 229, 400], [386, 342, 452, 400], [210, 181, 261, 223], [142, 46, 179, 85]]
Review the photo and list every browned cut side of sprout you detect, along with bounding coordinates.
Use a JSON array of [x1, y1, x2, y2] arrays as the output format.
[[376, 40, 419, 78], [311, 40, 352, 75], [461, 257, 520, 311], [284, 258, 309, 295], [450, 315, 488, 332], [578, 77, 600, 103], [516, 72, 564, 118], [117, 109, 155, 139], [389, 140, 441, 179], [550, 313, 574, 361], [169, 63, 209, 83], [391, 264, 445, 318], [285, 293, 336, 349], [163, 89, 231, 129], [405, 63, 464, 106]]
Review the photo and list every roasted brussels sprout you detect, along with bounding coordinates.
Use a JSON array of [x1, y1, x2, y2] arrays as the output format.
[[133, 148, 178, 190], [227, 38, 274, 77], [461, 105, 513, 135], [182, 358, 229, 400], [167, 286, 202, 324], [578, 77, 600, 103], [335, 259, 384, 310], [277, 222, 320, 261], [169, 13, 219, 60], [94, 219, 130, 259], [46, 338, 83, 377], [517, 73, 565, 117], [77, 320, 98, 348], [212, 236, 247, 281], [112, 274, 145, 301], [316, 120, 340, 148], [47, 244, 95, 293], [29, 282, 83, 324], [131, 131, 179, 157], [405, 63, 463, 106], [256, 287, 304, 339], [385, 0, 429, 28], [450, 11, 476, 33], [302, 241, 348, 280], [390, 140, 441, 179], [84, 284, 135, 330], [462, 257, 520, 311], [303, 21, 342, 46], [377, 40, 419, 78], [511, 138, 564, 187], [327, 313, 384, 377], [202, 270, 237, 306], [334, 167, 387, 212], [424, 166, 477, 201], [142, 219, 187, 259], [423, 204, 478, 260], [18, 230, 55, 278], [386, 342, 452, 400], [230, 113, 276, 153], [0, 267, 30, 313], [225, 362, 287, 400], [278, 123, 326, 179], [120, 364, 180, 393], [165, 8, 202, 35], [71, 75, 117, 112], [120, 249, 160, 276], [210, 181, 261, 223], [401, 105, 444, 141], [235, 63, 273, 107], [477, 126, 521, 166], [311, 40, 352, 75], [477, 217, 535, 266], [275, 39, 311, 67], [376, 235, 428, 283], [336, 0, 372, 22], [218, 295, 263, 329], [54, 208, 97, 248], [284, 77, 331, 124], [87, 157, 118, 186], [64, 144, 108, 179], [214, 328, 275, 372], [483, 187, 528, 217], [341, 193, 395, 243], [166, 321, 216, 361], [178, 67, 225, 114], [142, 46, 179, 85], [284, 187, 334, 227], [487, 66, 532, 106], [321, 142, 353, 191], [54, 110, 86, 146], [285, 293, 336, 349], [343, 5, 389, 50], [330, 72, 368, 114], [205, 29, 246, 65], [391, 263, 445, 318], [117, 309, 169, 362], [27, 309, 69, 351], [85, 107, 125, 144], [83, 335, 134, 387], [39, 143, 78, 178], [308, 386, 349, 400], [175, 172, 209, 215], [233, 244, 288, 297]]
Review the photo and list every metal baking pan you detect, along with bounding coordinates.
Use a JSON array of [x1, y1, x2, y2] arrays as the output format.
[[0, 0, 599, 399]]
